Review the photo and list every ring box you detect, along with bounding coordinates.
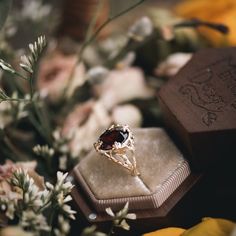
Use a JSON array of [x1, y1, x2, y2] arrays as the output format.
[[70, 48, 236, 231]]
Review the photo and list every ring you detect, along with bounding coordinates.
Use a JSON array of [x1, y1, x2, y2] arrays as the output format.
[[94, 124, 140, 176]]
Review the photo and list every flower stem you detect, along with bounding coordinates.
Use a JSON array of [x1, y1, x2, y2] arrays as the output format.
[[63, 0, 145, 100], [29, 77, 33, 99]]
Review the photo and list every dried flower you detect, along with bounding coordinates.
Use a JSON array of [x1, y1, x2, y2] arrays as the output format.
[[45, 171, 76, 220], [20, 210, 50, 232], [155, 53, 192, 77], [128, 16, 153, 42], [20, 35, 46, 74], [33, 144, 55, 158], [105, 202, 136, 232], [21, 0, 52, 22], [11, 169, 44, 210], [54, 215, 70, 236], [111, 104, 142, 128], [87, 66, 109, 84], [97, 67, 155, 110]]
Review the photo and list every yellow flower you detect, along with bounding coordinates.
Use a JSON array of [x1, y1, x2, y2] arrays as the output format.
[[143, 218, 236, 236], [143, 227, 185, 236], [174, 0, 236, 46], [182, 218, 236, 236]]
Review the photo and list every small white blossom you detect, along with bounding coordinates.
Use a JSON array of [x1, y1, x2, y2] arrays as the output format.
[[45, 171, 76, 220], [33, 144, 55, 157], [20, 211, 50, 232], [87, 66, 109, 84], [62, 204, 76, 220], [54, 215, 70, 236], [105, 202, 136, 231], [21, 0, 52, 22], [155, 53, 192, 77], [105, 207, 115, 217], [128, 16, 153, 42], [59, 156, 68, 170]]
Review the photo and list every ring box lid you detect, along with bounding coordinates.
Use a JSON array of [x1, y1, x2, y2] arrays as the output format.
[[158, 47, 236, 170]]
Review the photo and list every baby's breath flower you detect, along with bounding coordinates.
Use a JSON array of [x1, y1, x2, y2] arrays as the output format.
[[128, 16, 153, 42], [62, 204, 76, 220], [59, 156, 68, 171], [105, 202, 136, 232], [10, 169, 44, 211], [45, 171, 76, 220], [54, 215, 70, 236], [33, 144, 55, 158], [20, 210, 50, 232], [0, 197, 16, 220]]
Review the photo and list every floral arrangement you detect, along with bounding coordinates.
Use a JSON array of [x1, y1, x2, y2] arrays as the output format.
[[0, 0, 233, 235]]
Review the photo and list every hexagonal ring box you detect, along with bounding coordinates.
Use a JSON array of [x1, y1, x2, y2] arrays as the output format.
[[70, 48, 236, 228]]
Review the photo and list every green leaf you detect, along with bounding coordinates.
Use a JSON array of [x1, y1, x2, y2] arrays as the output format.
[[0, 0, 12, 30], [109, 0, 143, 19]]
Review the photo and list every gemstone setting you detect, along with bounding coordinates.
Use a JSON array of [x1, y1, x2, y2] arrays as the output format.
[[99, 127, 129, 150]]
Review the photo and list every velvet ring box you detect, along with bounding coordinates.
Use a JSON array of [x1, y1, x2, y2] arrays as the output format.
[[71, 128, 200, 226], [70, 48, 236, 229]]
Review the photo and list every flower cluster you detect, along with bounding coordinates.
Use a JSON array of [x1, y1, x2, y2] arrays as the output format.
[[45, 171, 76, 220], [0, 167, 75, 235]]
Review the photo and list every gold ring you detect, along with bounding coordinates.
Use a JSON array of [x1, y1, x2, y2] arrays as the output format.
[[94, 124, 140, 176]]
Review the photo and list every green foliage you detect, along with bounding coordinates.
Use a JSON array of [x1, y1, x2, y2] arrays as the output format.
[[0, 0, 12, 30]]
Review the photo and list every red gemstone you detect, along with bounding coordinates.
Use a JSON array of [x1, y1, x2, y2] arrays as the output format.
[[99, 128, 129, 150]]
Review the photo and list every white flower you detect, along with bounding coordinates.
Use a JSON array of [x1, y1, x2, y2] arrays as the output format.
[[97, 67, 155, 110], [21, 0, 51, 22], [33, 144, 55, 157], [62, 204, 76, 220], [112, 104, 142, 128], [105, 207, 115, 217], [87, 66, 109, 84], [5, 200, 16, 219], [155, 53, 192, 77], [57, 171, 68, 186], [63, 195, 72, 204], [105, 202, 136, 232], [59, 156, 68, 171], [54, 215, 70, 236], [128, 16, 153, 42], [45, 182, 54, 190], [20, 210, 50, 232]]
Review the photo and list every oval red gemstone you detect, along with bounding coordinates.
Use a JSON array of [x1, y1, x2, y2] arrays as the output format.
[[99, 128, 129, 150]]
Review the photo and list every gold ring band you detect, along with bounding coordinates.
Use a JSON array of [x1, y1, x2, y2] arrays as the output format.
[[94, 124, 140, 176]]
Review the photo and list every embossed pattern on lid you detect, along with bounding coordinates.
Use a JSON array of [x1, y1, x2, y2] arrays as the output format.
[[158, 47, 236, 169]]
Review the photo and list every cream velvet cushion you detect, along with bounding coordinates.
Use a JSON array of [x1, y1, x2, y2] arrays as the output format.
[[73, 128, 190, 211]]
